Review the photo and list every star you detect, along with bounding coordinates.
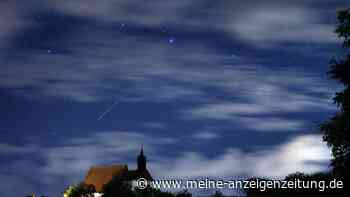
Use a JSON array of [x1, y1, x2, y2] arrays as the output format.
[[47, 49, 55, 54], [231, 54, 240, 60], [35, 15, 42, 22], [169, 37, 175, 44]]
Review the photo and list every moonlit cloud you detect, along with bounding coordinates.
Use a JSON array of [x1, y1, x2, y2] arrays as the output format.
[[225, 5, 338, 45], [152, 134, 331, 179], [238, 117, 307, 132]]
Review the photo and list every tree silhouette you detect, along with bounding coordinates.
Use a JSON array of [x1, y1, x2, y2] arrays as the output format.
[[63, 183, 96, 197], [320, 8, 350, 188], [102, 176, 135, 197]]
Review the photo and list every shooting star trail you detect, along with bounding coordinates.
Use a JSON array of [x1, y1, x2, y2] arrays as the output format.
[[97, 101, 119, 120]]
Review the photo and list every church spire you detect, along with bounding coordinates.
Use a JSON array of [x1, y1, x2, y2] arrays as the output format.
[[137, 145, 146, 171], [140, 144, 144, 155]]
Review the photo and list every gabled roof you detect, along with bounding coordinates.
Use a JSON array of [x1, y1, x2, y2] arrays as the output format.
[[84, 165, 128, 192]]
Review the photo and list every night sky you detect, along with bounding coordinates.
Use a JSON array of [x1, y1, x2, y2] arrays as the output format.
[[0, 0, 349, 196]]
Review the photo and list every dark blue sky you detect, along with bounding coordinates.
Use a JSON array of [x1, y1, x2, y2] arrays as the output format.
[[0, 0, 349, 196]]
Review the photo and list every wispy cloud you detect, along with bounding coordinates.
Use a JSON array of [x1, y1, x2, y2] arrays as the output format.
[[0, 143, 39, 154], [178, 66, 334, 132], [140, 122, 167, 130], [1, 26, 335, 132], [0, 0, 345, 58], [224, 4, 338, 45], [0, 0, 339, 106], [152, 134, 331, 179], [45, 0, 342, 45], [192, 131, 221, 140], [238, 117, 307, 132]]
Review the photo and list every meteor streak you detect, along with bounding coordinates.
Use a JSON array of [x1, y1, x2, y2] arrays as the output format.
[[97, 101, 118, 120]]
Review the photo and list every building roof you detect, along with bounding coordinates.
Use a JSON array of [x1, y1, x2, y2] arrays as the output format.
[[84, 165, 128, 192]]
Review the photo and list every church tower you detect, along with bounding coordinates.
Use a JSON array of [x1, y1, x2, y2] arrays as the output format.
[[137, 145, 147, 171]]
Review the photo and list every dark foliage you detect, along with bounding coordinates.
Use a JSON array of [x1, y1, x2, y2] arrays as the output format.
[[335, 8, 350, 47], [77, 183, 96, 197], [320, 8, 350, 187], [102, 177, 135, 197]]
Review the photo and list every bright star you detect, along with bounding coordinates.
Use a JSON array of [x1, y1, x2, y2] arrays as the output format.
[[169, 38, 175, 44]]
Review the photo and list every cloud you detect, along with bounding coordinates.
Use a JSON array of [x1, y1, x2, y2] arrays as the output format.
[[1, 24, 335, 132], [225, 4, 338, 45], [0, 18, 335, 136], [192, 131, 221, 140], [0, 0, 341, 53], [0, 25, 221, 103], [152, 134, 331, 179], [47, 0, 197, 26], [0, 143, 39, 154], [44, 0, 342, 46], [0, 1, 339, 106], [185, 103, 268, 119], [141, 122, 167, 130], [238, 117, 307, 132], [179, 66, 334, 132], [0, 2, 22, 45]]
